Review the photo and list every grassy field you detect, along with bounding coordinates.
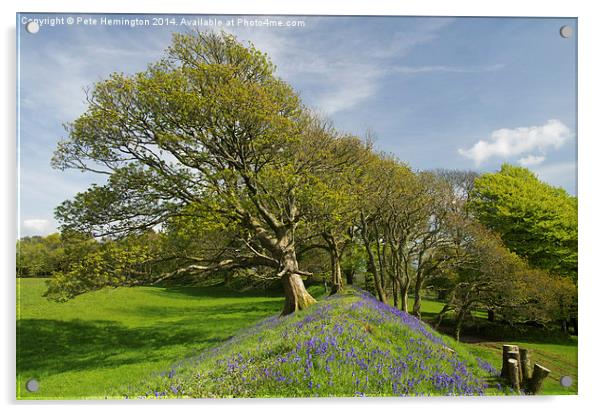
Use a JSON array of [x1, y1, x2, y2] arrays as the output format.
[[17, 278, 576, 398], [17, 278, 294, 399]]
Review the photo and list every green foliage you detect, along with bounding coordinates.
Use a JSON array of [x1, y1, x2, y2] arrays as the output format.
[[17, 232, 100, 278], [438, 220, 576, 336], [49, 30, 354, 308], [52, 30, 307, 241], [17, 234, 65, 277], [469, 164, 577, 282], [44, 233, 158, 301], [341, 243, 366, 277]]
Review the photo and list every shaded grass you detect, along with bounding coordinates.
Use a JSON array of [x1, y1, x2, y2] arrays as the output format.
[[17, 278, 290, 399]]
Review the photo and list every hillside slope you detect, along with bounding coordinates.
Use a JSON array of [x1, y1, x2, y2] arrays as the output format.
[[126, 288, 505, 398]]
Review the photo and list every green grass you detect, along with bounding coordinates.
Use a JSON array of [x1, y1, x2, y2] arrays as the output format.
[[389, 296, 488, 320], [126, 289, 504, 398], [17, 278, 302, 399], [462, 339, 578, 395], [17, 279, 576, 398], [393, 294, 577, 395]]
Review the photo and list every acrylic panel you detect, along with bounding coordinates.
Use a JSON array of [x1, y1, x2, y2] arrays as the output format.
[[16, 13, 577, 399]]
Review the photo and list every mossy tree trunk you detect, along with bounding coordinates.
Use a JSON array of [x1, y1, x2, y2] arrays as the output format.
[[282, 272, 316, 315], [360, 213, 387, 303], [400, 284, 409, 313]]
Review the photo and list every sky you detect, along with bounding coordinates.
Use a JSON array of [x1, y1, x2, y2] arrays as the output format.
[[17, 14, 577, 237]]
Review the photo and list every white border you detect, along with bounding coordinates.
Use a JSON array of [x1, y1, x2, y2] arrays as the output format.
[[3, 1, 601, 412]]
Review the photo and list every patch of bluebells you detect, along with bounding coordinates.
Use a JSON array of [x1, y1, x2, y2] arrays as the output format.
[[476, 357, 500, 377], [133, 289, 503, 398]]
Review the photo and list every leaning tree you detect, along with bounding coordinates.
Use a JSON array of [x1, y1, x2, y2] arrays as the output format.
[[50, 31, 347, 314]]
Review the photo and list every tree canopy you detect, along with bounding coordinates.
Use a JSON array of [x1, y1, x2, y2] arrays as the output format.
[[40, 31, 577, 330], [469, 164, 577, 283], [51, 31, 356, 313]]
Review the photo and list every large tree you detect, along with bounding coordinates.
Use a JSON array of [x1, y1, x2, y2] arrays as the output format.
[[50, 31, 350, 314], [469, 164, 578, 283], [358, 155, 424, 312]]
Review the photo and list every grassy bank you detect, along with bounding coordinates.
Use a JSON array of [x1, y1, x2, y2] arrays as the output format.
[[126, 288, 504, 398]]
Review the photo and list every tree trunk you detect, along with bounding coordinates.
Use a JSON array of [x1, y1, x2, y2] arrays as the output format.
[[324, 232, 344, 296], [487, 309, 495, 322], [345, 269, 355, 285], [501, 344, 519, 379], [392, 278, 399, 308], [280, 249, 316, 315], [561, 319, 568, 334], [508, 350, 522, 384], [435, 304, 451, 330], [507, 359, 520, 393], [364, 269, 375, 294], [519, 348, 532, 383], [454, 309, 465, 341], [282, 272, 317, 315], [413, 277, 423, 319], [571, 317, 578, 335], [359, 213, 387, 303], [364, 245, 387, 303], [400, 282, 409, 313], [329, 252, 343, 295], [526, 364, 551, 395]]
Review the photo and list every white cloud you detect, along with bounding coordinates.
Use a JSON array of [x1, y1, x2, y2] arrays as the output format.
[[22, 219, 49, 233], [223, 19, 461, 116], [518, 155, 546, 166], [458, 119, 572, 165]]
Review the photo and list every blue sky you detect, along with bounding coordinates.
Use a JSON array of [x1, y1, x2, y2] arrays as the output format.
[[17, 14, 577, 236]]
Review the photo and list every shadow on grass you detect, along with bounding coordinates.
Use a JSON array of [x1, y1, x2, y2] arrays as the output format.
[[17, 301, 282, 377], [430, 318, 577, 346], [123, 301, 282, 318], [150, 284, 285, 299]]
